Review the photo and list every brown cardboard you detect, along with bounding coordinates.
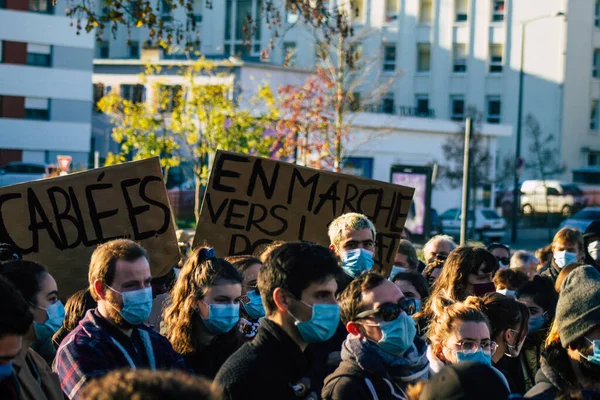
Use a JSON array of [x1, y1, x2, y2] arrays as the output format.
[[194, 151, 415, 276], [0, 157, 180, 296]]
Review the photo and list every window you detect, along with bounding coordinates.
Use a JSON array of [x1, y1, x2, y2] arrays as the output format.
[[93, 84, 105, 113], [589, 151, 600, 166], [594, 49, 600, 78], [158, 85, 182, 113], [489, 44, 503, 73], [350, 92, 361, 112], [224, 0, 261, 59], [128, 41, 139, 59], [161, 0, 172, 21], [596, 0, 600, 28], [382, 93, 395, 114], [283, 42, 296, 66], [349, 42, 363, 70], [98, 42, 109, 59], [453, 44, 467, 73], [385, 0, 399, 22], [120, 84, 145, 103], [416, 95, 429, 115], [450, 96, 465, 121], [419, 0, 433, 23], [29, 0, 53, 13], [591, 100, 599, 130], [27, 44, 51, 67], [487, 96, 501, 124], [456, 0, 468, 22], [440, 208, 459, 220], [25, 98, 49, 120], [383, 44, 396, 72], [417, 43, 431, 72], [353, 0, 365, 23], [492, 0, 504, 22]]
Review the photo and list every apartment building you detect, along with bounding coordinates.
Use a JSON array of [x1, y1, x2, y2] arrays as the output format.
[[0, 0, 94, 167], [96, 0, 600, 180]]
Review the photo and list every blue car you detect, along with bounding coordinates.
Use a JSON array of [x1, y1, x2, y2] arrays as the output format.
[[559, 207, 600, 232]]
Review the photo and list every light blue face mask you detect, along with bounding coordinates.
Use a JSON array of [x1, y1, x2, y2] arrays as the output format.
[[242, 289, 266, 320], [341, 248, 374, 278], [291, 302, 340, 344], [33, 300, 65, 341], [108, 286, 153, 325], [528, 313, 546, 333], [455, 349, 492, 366], [366, 312, 417, 356], [496, 289, 516, 298], [579, 337, 600, 366], [554, 250, 578, 269], [202, 302, 240, 334], [0, 362, 12, 380], [389, 266, 407, 281]]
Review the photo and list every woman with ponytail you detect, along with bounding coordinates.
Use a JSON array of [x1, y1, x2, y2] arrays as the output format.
[[163, 247, 243, 378]]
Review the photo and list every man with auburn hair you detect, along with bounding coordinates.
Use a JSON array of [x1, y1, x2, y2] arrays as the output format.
[[540, 227, 585, 285], [322, 272, 430, 399], [215, 242, 341, 400], [328, 213, 377, 292], [53, 239, 186, 400]]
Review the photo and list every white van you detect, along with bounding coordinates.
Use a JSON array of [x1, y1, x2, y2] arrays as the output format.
[[520, 180, 586, 216]]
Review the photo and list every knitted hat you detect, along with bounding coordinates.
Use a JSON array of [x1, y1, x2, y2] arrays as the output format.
[[556, 265, 600, 347], [419, 362, 510, 400]]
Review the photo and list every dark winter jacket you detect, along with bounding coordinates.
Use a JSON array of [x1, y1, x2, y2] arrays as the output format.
[[524, 341, 579, 399], [322, 334, 430, 400], [583, 221, 600, 269], [183, 329, 241, 379], [540, 261, 560, 285], [214, 319, 312, 400]]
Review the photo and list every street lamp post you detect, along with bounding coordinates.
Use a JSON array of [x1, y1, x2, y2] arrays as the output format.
[[510, 12, 565, 244]]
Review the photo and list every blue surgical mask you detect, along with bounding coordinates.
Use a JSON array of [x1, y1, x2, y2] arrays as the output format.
[[33, 300, 65, 338], [389, 266, 407, 281], [579, 337, 600, 366], [108, 286, 153, 325], [242, 289, 265, 320], [554, 250, 578, 269], [341, 248, 374, 277], [528, 313, 546, 333], [202, 302, 240, 334], [366, 312, 417, 356], [291, 302, 340, 343], [589, 241, 600, 262], [0, 362, 12, 380], [455, 349, 492, 366], [497, 289, 516, 298]]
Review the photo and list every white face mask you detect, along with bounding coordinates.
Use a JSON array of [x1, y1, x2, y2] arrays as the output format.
[[589, 241, 600, 261], [496, 288, 516, 298], [554, 250, 578, 269]]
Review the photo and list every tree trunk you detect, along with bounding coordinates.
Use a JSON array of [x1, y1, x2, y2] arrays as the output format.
[[194, 175, 202, 223]]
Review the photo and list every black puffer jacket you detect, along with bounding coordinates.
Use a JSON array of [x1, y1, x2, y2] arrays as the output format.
[[524, 341, 579, 399]]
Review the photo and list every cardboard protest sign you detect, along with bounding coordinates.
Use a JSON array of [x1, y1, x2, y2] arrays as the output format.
[[0, 158, 179, 296], [194, 151, 415, 276]]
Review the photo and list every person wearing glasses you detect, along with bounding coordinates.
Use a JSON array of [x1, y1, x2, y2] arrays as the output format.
[[226, 256, 265, 341], [328, 213, 377, 293], [525, 266, 600, 399], [162, 247, 243, 379], [480, 293, 530, 394], [322, 272, 430, 400], [516, 276, 558, 393], [426, 296, 508, 390], [488, 243, 511, 269]]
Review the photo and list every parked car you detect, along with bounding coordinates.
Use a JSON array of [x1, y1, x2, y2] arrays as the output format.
[[440, 207, 507, 243], [520, 180, 586, 216], [558, 207, 600, 232], [0, 162, 51, 187]]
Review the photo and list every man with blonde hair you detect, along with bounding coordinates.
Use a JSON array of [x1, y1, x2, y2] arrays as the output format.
[[540, 227, 584, 285], [328, 213, 377, 291]]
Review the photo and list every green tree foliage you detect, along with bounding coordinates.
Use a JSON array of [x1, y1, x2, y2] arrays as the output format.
[[98, 58, 278, 221]]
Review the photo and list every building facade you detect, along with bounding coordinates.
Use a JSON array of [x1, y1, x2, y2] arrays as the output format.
[[96, 0, 600, 182], [0, 0, 94, 167]]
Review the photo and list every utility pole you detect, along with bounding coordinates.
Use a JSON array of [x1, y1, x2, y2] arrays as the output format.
[[460, 118, 472, 246]]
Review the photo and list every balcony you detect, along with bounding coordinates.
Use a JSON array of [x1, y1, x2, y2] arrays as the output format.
[[364, 104, 436, 119]]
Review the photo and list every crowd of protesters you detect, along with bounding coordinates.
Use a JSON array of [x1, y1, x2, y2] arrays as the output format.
[[0, 213, 599, 400]]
